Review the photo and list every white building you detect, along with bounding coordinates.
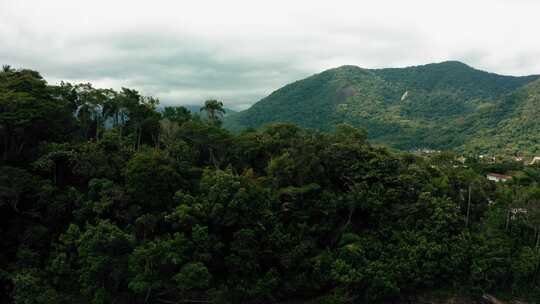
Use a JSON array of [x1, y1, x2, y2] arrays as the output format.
[[486, 173, 512, 182]]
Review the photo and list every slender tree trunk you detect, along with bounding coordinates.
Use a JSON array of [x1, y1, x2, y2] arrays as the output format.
[[145, 287, 151, 303], [17, 142, 25, 157]]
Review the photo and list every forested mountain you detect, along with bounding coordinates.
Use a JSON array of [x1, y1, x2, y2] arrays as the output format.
[[225, 61, 540, 154]]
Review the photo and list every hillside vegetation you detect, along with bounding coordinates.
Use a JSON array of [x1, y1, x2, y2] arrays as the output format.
[[2, 66, 540, 303], [225, 61, 540, 154]]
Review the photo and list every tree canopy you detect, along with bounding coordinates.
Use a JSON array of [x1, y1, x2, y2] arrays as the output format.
[[1, 66, 540, 303]]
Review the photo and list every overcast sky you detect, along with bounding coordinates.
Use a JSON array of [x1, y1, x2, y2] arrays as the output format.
[[1, 0, 539, 109]]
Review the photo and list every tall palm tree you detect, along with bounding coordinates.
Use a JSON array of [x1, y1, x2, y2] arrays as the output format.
[[200, 99, 226, 127], [2, 65, 13, 73]]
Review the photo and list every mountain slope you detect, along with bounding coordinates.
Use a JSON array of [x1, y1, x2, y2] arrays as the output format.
[[465, 78, 540, 155], [225, 61, 539, 152]]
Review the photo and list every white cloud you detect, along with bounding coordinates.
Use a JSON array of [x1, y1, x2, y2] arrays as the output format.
[[1, 0, 539, 110]]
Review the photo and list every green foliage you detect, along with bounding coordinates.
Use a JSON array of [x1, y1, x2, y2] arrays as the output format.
[[0, 69, 76, 163], [174, 262, 211, 291], [125, 148, 186, 211], [128, 233, 191, 296], [3, 66, 540, 304], [11, 269, 58, 304], [76, 220, 134, 303], [162, 106, 192, 126]]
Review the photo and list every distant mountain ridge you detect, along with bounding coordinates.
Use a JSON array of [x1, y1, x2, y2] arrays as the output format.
[[225, 61, 540, 154]]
